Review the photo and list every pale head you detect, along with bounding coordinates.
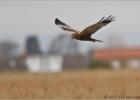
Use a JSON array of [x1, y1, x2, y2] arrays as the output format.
[[71, 32, 78, 39]]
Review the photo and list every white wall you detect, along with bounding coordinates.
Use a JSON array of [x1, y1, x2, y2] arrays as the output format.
[[111, 60, 121, 70], [25, 55, 63, 72], [127, 59, 140, 69]]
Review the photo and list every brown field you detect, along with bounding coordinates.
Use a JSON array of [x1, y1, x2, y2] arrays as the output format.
[[0, 69, 140, 99]]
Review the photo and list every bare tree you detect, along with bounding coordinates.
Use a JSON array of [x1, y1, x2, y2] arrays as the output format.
[[25, 35, 41, 55], [0, 41, 18, 58], [49, 34, 79, 55]]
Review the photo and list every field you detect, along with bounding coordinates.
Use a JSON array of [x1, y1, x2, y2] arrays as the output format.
[[0, 69, 140, 99]]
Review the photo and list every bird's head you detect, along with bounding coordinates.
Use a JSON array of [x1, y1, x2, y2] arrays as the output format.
[[71, 33, 78, 39]]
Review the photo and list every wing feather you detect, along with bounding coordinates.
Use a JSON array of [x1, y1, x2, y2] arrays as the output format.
[[55, 18, 79, 33], [79, 15, 115, 37]]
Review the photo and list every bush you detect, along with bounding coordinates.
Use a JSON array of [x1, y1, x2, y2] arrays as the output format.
[[88, 60, 112, 69]]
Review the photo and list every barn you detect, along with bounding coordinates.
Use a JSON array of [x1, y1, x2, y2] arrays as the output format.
[[93, 48, 140, 69]]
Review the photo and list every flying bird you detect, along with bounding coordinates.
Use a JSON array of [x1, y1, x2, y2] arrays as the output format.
[[55, 15, 115, 42]]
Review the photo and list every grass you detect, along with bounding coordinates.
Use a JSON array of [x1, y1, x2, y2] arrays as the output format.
[[0, 69, 140, 99]]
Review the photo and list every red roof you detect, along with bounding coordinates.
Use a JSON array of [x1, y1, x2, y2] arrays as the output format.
[[94, 48, 140, 61]]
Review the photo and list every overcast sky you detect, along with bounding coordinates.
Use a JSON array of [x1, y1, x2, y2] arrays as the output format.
[[0, 1, 140, 52]]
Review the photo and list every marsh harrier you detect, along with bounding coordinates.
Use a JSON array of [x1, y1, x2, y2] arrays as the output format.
[[55, 15, 115, 42]]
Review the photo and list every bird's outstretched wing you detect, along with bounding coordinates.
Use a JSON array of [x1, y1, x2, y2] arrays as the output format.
[[79, 15, 115, 37], [55, 18, 79, 33]]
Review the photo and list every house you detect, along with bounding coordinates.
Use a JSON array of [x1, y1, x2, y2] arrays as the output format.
[[25, 53, 89, 72], [93, 48, 140, 69], [0, 57, 27, 71]]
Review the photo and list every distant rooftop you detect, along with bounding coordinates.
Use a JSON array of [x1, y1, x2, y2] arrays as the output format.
[[94, 48, 140, 61]]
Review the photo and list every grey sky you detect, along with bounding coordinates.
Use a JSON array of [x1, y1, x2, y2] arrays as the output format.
[[0, 1, 140, 52]]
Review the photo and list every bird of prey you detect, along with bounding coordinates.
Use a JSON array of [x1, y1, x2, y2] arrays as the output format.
[[55, 15, 115, 42]]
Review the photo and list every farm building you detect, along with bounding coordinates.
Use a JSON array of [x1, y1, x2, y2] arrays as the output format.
[[24, 34, 88, 72], [93, 48, 140, 69], [25, 53, 88, 72], [63, 54, 88, 70]]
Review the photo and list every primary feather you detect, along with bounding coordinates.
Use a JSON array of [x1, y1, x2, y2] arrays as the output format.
[[79, 15, 115, 37], [55, 18, 79, 33]]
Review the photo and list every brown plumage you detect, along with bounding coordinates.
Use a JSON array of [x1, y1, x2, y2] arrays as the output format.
[[55, 15, 115, 42]]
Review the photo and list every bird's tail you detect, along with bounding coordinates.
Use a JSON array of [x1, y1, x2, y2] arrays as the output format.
[[95, 39, 103, 42], [90, 38, 103, 42]]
